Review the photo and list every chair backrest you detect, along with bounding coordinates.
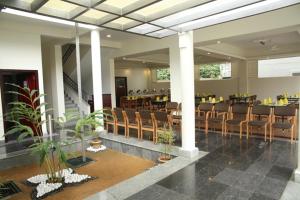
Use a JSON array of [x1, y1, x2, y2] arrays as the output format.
[[153, 111, 170, 128], [124, 108, 137, 123], [214, 103, 230, 113], [114, 108, 124, 122], [165, 102, 178, 110], [139, 110, 152, 121], [232, 104, 249, 114], [274, 106, 296, 117], [198, 103, 213, 112], [251, 105, 271, 116]]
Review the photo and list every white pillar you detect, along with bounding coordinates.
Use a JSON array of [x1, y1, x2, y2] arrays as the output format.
[[0, 85, 4, 141], [169, 42, 182, 103], [75, 23, 83, 118], [91, 29, 103, 112], [294, 103, 300, 183], [51, 45, 65, 119], [179, 31, 198, 156], [109, 59, 116, 108]]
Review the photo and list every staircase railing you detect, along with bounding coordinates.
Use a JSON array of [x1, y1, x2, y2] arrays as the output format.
[[63, 72, 90, 102], [63, 44, 76, 65]]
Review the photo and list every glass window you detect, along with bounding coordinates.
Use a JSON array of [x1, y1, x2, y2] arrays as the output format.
[[199, 62, 231, 80], [156, 68, 170, 81], [258, 56, 300, 78]]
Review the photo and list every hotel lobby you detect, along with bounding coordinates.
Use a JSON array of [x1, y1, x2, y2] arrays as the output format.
[[0, 0, 300, 199]]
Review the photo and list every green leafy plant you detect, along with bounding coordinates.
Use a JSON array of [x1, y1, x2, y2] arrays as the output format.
[[158, 128, 175, 161], [71, 110, 104, 162], [5, 83, 68, 183]]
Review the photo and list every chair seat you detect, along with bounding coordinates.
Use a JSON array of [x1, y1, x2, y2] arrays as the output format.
[[195, 116, 205, 121], [248, 120, 268, 127], [208, 118, 223, 123], [226, 119, 243, 125], [272, 122, 292, 129]]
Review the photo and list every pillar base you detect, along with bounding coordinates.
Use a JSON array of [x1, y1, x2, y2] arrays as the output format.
[[178, 147, 199, 158], [294, 168, 300, 183]]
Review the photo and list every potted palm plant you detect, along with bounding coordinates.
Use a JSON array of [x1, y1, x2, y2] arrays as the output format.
[[158, 128, 175, 163], [69, 110, 104, 164]]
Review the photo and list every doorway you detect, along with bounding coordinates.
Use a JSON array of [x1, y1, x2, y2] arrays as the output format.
[[0, 70, 39, 143], [115, 77, 127, 107]]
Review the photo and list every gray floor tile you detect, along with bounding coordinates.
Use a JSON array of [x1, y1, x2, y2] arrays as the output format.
[[217, 187, 253, 200], [266, 165, 293, 181], [233, 172, 265, 192], [249, 193, 276, 200], [213, 168, 243, 186], [255, 177, 287, 199]]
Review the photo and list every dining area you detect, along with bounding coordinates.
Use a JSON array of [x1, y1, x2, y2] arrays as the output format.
[[104, 91, 299, 145]]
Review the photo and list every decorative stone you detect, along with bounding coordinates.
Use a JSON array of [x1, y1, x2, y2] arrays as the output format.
[[86, 145, 107, 152], [64, 173, 91, 184], [35, 182, 63, 198], [27, 168, 73, 185]]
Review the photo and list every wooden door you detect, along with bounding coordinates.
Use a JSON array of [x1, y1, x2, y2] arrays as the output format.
[[115, 77, 127, 107]]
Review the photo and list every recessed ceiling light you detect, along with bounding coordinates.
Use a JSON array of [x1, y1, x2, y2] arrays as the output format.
[[217, 41, 221, 44], [106, 34, 111, 38], [122, 57, 126, 60], [207, 52, 211, 55]]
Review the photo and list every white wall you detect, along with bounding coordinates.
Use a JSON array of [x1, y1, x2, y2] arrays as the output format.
[[248, 60, 300, 99], [0, 29, 47, 137]]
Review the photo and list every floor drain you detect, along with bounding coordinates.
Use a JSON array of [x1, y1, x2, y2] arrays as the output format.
[[0, 181, 21, 198], [67, 156, 94, 168]]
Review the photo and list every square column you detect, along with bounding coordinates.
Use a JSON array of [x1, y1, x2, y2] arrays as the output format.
[[51, 45, 65, 119], [169, 42, 182, 103], [109, 59, 116, 108], [294, 103, 300, 182], [178, 31, 198, 156], [91, 29, 103, 112]]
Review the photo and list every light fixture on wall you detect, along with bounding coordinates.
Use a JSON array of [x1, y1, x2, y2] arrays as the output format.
[[106, 34, 111, 38], [1, 8, 98, 30]]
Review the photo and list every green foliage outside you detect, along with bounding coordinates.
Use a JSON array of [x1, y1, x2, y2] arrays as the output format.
[[156, 68, 170, 81], [200, 63, 221, 79]]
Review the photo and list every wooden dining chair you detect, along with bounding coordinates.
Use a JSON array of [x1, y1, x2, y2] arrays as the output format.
[[161, 102, 178, 115], [112, 108, 127, 135], [152, 111, 173, 143], [225, 104, 250, 139], [207, 103, 230, 135], [103, 108, 115, 133], [247, 105, 272, 141], [271, 106, 297, 143], [136, 110, 156, 142], [123, 108, 140, 138], [196, 103, 214, 134]]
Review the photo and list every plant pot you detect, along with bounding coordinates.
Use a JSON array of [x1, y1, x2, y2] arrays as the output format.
[[158, 155, 171, 163], [89, 139, 102, 149]]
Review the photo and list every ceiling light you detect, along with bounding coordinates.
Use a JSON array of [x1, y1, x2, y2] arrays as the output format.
[[2, 7, 74, 26], [106, 34, 111, 38], [207, 52, 211, 55], [123, 57, 127, 60], [2, 8, 98, 30], [217, 41, 221, 44]]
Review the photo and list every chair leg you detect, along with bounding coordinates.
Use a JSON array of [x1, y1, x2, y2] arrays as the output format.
[[141, 130, 144, 140], [221, 123, 224, 136], [246, 125, 249, 140], [239, 124, 242, 139], [270, 126, 272, 142], [290, 127, 294, 144], [264, 125, 267, 142], [205, 121, 208, 134]]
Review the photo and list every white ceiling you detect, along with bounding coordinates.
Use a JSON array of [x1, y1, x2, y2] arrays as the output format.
[[2, 0, 300, 38]]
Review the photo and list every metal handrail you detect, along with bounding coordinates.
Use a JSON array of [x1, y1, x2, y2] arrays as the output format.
[[63, 72, 90, 102], [63, 44, 76, 65]]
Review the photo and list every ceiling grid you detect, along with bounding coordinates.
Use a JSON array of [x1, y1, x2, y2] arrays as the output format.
[[1, 0, 299, 38]]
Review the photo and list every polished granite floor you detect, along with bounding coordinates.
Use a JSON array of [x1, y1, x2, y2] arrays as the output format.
[[127, 131, 297, 200]]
